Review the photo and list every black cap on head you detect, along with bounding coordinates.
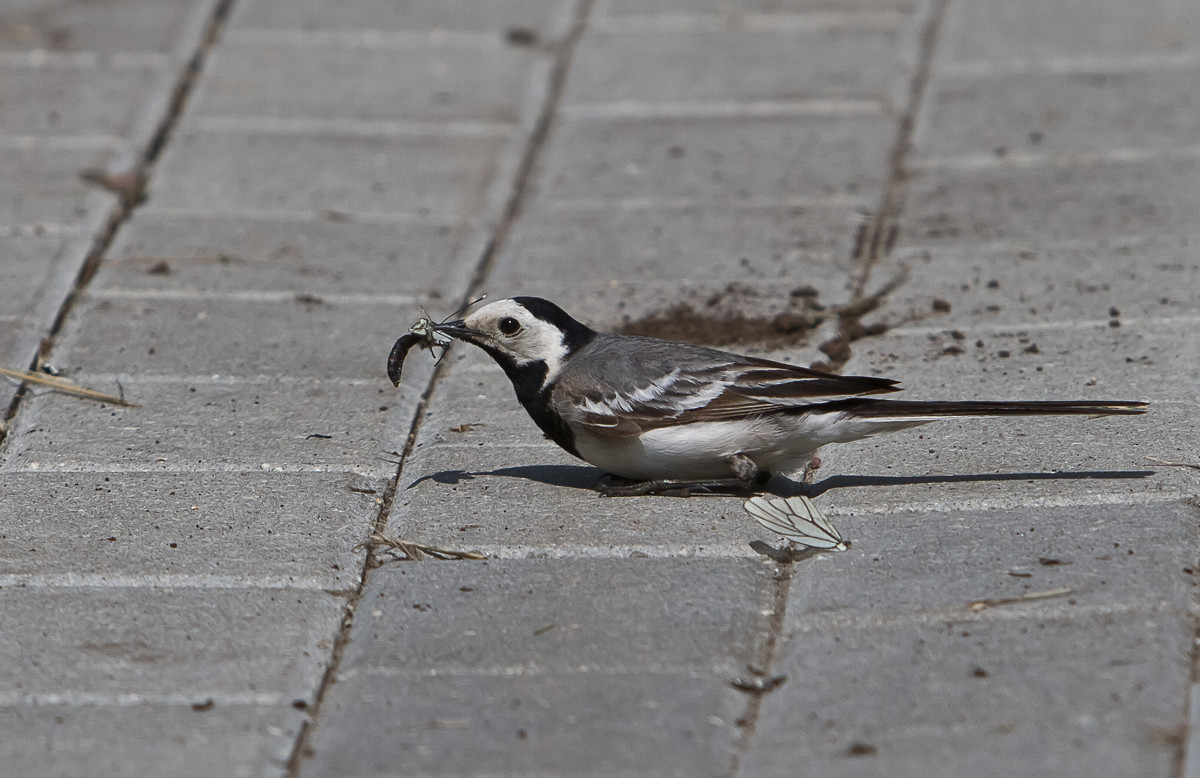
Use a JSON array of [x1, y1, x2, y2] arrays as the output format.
[[512, 296, 596, 352]]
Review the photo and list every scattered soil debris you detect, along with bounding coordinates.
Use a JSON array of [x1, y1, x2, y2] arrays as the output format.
[[845, 742, 878, 757], [616, 282, 826, 348], [817, 267, 908, 371], [504, 26, 539, 46], [614, 268, 904, 372]]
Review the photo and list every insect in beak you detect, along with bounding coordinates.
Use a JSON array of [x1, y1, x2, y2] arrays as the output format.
[[387, 296, 488, 386]]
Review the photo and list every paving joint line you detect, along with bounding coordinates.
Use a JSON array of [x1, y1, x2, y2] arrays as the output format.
[[1175, 623, 1200, 778], [0, 0, 238, 453], [820, 0, 948, 373], [725, 560, 795, 777], [280, 2, 597, 773], [719, 7, 949, 767], [1173, 499, 1200, 778]]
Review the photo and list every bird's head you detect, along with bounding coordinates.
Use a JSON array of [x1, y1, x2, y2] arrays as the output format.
[[435, 297, 596, 383]]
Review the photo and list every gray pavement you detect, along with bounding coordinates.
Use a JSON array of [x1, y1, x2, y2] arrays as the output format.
[[1, 0, 1198, 776]]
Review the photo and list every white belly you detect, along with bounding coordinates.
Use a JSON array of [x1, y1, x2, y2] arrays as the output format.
[[570, 411, 931, 481], [573, 418, 819, 481]]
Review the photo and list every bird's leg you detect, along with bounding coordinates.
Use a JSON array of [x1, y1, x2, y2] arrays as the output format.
[[726, 453, 758, 482], [595, 454, 764, 497]]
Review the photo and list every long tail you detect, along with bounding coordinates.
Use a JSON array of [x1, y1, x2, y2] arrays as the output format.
[[839, 398, 1148, 421]]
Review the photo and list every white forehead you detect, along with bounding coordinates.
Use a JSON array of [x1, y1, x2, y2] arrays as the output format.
[[465, 299, 533, 326]]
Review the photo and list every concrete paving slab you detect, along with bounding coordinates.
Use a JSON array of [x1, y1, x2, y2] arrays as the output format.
[[0, 471, 379, 588], [0, 319, 42, 410], [0, 586, 342, 698], [0, 0, 211, 56], [785, 500, 1200, 620], [0, 234, 82, 327], [306, 670, 745, 778], [941, 0, 1200, 65], [193, 38, 542, 125], [917, 67, 1200, 159], [746, 608, 1191, 776], [564, 24, 912, 106], [0, 702, 299, 778], [144, 130, 508, 220], [0, 233, 93, 409], [538, 115, 894, 204], [56, 293, 432, 381], [2, 0, 1197, 773], [902, 156, 1200, 247], [343, 558, 773, 672], [2, 378, 420, 479], [746, 714, 1175, 778], [487, 202, 863, 325], [0, 65, 171, 138], [0, 146, 118, 229], [843, 317, 1197, 401], [879, 235, 1199, 328], [232, 0, 574, 39], [303, 557, 771, 776], [100, 212, 478, 299], [595, 0, 918, 14]]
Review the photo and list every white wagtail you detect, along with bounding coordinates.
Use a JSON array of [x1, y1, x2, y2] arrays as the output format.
[[396, 296, 1147, 496]]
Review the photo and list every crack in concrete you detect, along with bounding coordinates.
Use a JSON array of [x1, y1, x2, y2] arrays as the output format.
[[281, 2, 598, 775], [0, 0, 238, 452], [723, 559, 795, 778], [818, 0, 950, 374], [727, 3, 950, 772]]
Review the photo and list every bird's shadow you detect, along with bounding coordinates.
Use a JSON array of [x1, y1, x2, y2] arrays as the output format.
[[407, 464, 1156, 496], [800, 469, 1155, 497], [405, 464, 605, 491]]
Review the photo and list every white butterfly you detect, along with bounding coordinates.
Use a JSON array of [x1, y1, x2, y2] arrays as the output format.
[[744, 495, 848, 551]]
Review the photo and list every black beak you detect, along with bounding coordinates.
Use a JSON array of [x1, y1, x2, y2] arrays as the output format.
[[433, 319, 479, 342]]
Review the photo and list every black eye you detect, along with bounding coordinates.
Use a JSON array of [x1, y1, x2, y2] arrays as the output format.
[[498, 317, 521, 336]]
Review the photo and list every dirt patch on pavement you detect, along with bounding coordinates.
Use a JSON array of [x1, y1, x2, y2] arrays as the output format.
[[615, 282, 828, 349], [614, 270, 909, 372]]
